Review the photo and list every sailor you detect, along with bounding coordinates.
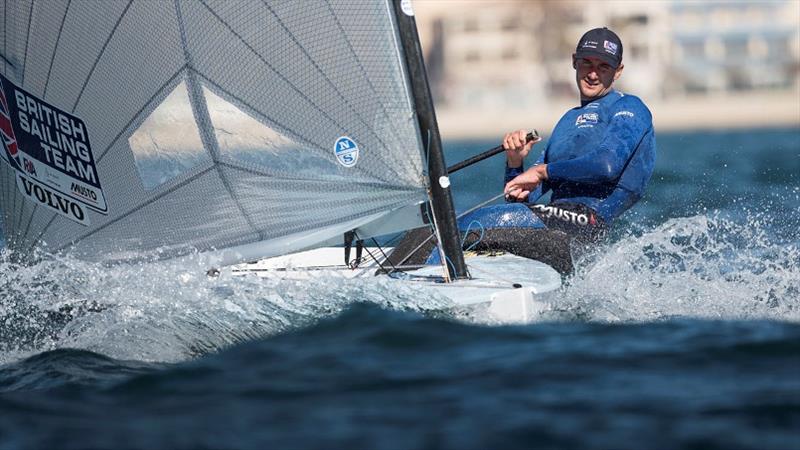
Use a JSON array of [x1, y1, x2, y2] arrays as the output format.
[[500, 27, 656, 269]]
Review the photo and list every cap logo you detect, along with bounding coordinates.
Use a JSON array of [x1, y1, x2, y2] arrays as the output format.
[[604, 40, 618, 55], [581, 40, 598, 49]]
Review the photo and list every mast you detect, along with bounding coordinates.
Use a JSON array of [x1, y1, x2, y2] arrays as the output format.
[[391, 0, 468, 280]]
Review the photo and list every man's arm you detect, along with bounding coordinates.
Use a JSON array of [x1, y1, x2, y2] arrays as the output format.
[[546, 97, 652, 184], [503, 129, 544, 202]]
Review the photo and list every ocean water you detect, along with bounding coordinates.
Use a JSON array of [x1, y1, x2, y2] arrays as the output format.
[[1, 127, 799, 449]]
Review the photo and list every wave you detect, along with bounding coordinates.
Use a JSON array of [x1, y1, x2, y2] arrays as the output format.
[[564, 212, 800, 323], [1, 209, 798, 366], [0, 250, 451, 366]]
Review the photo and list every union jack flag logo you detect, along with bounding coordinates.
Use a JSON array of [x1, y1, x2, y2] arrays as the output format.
[[0, 79, 20, 169]]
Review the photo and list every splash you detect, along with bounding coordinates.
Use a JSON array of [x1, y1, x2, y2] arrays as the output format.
[[2, 208, 798, 365], [562, 211, 800, 323], [0, 249, 451, 365]]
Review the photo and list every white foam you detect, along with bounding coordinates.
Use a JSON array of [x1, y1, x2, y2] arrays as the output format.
[[560, 213, 800, 323], [1, 210, 797, 365], [0, 250, 450, 365]]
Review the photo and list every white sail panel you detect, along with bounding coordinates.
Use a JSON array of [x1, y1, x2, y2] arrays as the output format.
[[0, 0, 429, 262]]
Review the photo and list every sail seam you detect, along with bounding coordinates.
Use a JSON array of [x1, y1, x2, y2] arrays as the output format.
[[321, 1, 414, 168], [0, 53, 13, 68], [42, 0, 71, 98], [11, 189, 25, 246], [195, 73, 396, 186], [197, 0, 408, 183], [19, 0, 33, 84], [217, 160, 426, 193], [19, 202, 37, 245], [96, 65, 187, 163], [53, 166, 216, 252], [17, 196, 35, 248], [174, 0, 264, 241], [260, 0, 407, 182], [3, 0, 6, 72], [71, 0, 133, 113]]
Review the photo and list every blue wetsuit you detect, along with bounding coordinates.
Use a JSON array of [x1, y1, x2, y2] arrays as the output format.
[[395, 90, 656, 273], [505, 89, 656, 224]]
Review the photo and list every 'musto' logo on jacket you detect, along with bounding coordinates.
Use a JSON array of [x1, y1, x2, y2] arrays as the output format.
[[531, 204, 596, 226]]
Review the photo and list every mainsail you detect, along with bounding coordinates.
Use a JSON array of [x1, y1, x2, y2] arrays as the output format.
[[0, 0, 443, 265]]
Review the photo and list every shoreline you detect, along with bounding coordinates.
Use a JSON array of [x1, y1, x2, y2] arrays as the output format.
[[436, 91, 800, 140]]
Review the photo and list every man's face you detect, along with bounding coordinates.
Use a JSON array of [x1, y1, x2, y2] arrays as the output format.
[[573, 55, 624, 100]]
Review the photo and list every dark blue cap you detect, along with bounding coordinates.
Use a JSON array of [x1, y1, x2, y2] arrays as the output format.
[[575, 27, 623, 68]]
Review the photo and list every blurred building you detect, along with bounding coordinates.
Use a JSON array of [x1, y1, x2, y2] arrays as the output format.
[[415, 2, 547, 108], [665, 1, 800, 95], [414, 0, 800, 108]]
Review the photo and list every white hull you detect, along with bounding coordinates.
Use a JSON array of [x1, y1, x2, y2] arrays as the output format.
[[231, 248, 562, 323]]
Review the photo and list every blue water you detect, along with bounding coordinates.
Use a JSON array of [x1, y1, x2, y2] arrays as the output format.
[[1, 127, 799, 449]]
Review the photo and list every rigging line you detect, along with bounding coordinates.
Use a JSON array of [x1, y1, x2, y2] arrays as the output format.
[[370, 237, 397, 271], [359, 246, 386, 273], [461, 220, 485, 252], [259, 0, 409, 182], [42, 0, 71, 98], [352, 231, 391, 275], [96, 65, 186, 163], [198, 1, 409, 183], [19, 0, 33, 84], [71, 0, 133, 113], [352, 231, 409, 277], [465, 263, 521, 288], [362, 233, 398, 273], [53, 165, 215, 252], [174, 0, 262, 241], [387, 193, 507, 273], [386, 129, 441, 274]]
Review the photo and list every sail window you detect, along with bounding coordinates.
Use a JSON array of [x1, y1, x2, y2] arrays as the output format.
[[203, 87, 304, 170], [128, 81, 210, 190]]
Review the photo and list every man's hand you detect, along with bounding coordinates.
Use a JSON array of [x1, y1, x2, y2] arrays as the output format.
[[504, 164, 548, 202], [503, 129, 537, 168]]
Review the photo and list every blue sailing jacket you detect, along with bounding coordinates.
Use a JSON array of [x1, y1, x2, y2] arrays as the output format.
[[505, 90, 656, 223]]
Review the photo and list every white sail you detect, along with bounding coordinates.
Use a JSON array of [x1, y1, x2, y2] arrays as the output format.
[[0, 0, 430, 262]]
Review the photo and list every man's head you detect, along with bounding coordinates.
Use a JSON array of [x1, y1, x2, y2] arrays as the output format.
[[572, 27, 624, 101]]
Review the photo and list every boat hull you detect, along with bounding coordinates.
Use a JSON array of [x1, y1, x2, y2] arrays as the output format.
[[231, 248, 561, 323]]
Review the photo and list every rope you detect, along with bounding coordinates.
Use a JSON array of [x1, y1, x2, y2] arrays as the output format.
[[461, 220, 485, 252]]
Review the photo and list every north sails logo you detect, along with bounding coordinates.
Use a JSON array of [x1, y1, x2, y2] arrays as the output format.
[[532, 204, 596, 226]]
